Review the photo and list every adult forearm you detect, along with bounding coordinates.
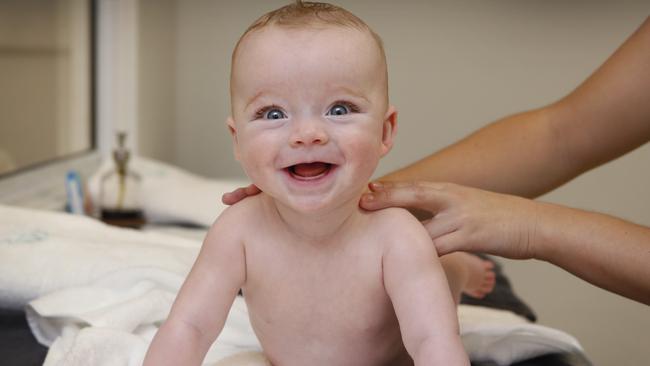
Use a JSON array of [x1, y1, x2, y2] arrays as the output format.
[[380, 108, 576, 198], [381, 18, 650, 199], [532, 201, 650, 305]]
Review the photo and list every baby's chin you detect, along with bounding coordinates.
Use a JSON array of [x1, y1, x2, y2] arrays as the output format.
[[275, 188, 364, 214], [253, 170, 370, 214]]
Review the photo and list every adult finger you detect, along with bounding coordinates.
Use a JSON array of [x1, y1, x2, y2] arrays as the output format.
[[421, 216, 460, 242], [222, 187, 248, 205], [360, 181, 449, 213], [431, 231, 466, 256], [244, 184, 261, 196], [221, 184, 261, 205]]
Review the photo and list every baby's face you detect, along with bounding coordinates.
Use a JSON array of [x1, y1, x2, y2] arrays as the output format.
[[228, 25, 396, 212]]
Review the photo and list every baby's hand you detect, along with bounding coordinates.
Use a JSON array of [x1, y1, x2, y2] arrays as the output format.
[[222, 184, 262, 205]]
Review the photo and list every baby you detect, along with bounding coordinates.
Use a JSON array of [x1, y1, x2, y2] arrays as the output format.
[[144, 2, 494, 365]]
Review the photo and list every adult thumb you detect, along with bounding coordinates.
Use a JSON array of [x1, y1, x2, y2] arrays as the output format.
[[360, 181, 448, 214]]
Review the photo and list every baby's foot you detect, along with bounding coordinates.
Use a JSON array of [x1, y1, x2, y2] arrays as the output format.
[[462, 255, 496, 299]]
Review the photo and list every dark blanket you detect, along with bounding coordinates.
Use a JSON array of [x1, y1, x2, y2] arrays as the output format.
[[475, 353, 592, 366], [0, 308, 48, 366]]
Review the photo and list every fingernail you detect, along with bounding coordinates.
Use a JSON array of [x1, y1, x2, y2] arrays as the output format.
[[362, 193, 375, 202], [369, 182, 384, 191]]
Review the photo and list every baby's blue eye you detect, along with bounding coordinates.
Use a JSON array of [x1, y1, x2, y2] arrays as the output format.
[[264, 108, 286, 120], [327, 104, 350, 116]]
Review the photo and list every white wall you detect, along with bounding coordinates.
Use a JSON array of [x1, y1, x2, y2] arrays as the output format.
[[138, 0, 176, 162], [138, 1, 650, 364]]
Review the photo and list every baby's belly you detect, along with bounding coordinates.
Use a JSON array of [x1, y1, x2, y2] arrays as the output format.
[[245, 297, 412, 366]]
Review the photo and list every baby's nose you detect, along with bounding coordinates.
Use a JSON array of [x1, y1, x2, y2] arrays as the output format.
[[289, 120, 329, 147]]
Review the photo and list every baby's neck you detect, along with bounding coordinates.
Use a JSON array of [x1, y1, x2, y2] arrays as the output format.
[[263, 194, 365, 245]]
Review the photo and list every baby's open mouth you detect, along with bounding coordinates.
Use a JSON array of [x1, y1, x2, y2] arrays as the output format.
[[287, 162, 333, 180]]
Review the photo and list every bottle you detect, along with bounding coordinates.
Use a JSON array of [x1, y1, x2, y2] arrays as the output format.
[[98, 132, 145, 228]]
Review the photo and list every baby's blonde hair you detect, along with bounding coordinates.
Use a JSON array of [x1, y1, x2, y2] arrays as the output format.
[[230, 1, 388, 99], [233, 1, 385, 59]]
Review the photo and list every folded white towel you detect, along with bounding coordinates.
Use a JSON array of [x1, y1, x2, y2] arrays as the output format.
[[88, 157, 248, 227], [26, 267, 181, 346], [43, 325, 154, 366], [0, 204, 199, 310], [35, 296, 261, 366], [32, 290, 585, 366]]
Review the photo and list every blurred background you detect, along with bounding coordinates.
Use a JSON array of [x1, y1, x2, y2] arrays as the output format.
[[0, 0, 648, 364]]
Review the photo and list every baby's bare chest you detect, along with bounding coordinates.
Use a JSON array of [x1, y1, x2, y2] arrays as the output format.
[[241, 240, 407, 365], [244, 239, 390, 324]]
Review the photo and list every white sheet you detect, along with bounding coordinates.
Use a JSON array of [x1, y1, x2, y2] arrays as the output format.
[[459, 305, 583, 365], [0, 204, 585, 366]]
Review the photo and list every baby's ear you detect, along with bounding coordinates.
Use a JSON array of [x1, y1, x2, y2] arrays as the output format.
[[226, 116, 240, 161], [380, 105, 398, 157]]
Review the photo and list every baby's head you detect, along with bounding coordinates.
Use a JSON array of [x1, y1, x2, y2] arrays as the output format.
[[227, 1, 397, 212], [230, 1, 389, 106]]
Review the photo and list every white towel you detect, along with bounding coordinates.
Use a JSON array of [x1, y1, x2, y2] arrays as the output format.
[[31, 291, 585, 366], [35, 296, 261, 366], [87, 157, 248, 227], [0, 204, 199, 310]]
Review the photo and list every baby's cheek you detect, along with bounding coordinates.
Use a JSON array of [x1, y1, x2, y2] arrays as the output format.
[[349, 142, 382, 176], [239, 149, 266, 181]]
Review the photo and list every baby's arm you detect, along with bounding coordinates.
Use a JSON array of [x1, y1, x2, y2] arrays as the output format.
[[143, 207, 246, 366], [382, 209, 469, 366]]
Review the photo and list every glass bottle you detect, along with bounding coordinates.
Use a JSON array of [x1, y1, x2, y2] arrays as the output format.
[[99, 132, 145, 228]]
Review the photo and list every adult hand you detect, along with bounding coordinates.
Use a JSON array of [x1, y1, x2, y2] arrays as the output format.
[[221, 184, 261, 205], [360, 181, 538, 259]]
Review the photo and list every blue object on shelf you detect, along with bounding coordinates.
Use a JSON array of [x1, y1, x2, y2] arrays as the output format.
[[65, 170, 85, 215]]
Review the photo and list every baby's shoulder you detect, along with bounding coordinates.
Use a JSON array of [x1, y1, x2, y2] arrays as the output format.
[[367, 207, 423, 229], [217, 193, 265, 220], [208, 194, 265, 235], [364, 207, 432, 250]]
